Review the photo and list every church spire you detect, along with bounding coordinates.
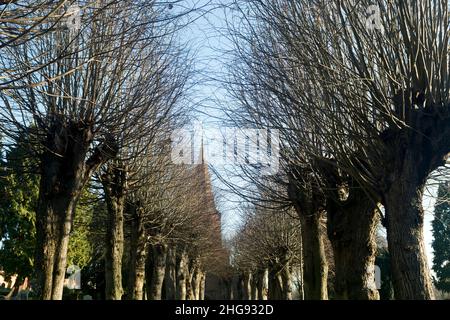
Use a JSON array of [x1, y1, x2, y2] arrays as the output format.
[[196, 129, 205, 165]]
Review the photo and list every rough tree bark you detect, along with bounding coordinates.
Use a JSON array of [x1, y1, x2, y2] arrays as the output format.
[[148, 243, 168, 300], [164, 247, 177, 300], [379, 107, 450, 299], [35, 117, 117, 300], [242, 271, 252, 300], [382, 138, 436, 299], [176, 249, 189, 300], [250, 273, 259, 300], [268, 266, 283, 300], [200, 272, 206, 300], [384, 179, 433, 300], [186, 259, 196, 300], [127, 202, 147, 300], [326, 187, 380, 299], [223, 277, 234, 300], [297, 209, 328, 300], [288, 178, 328, 300], [192, 261, 203, 300], [280, 259, 293, 300], [328, 197, 380, 300], [319, 160, 380, 300], [294, 265, 304, 300], [103, 164, 127, 300], [256, 268, 269, 300]]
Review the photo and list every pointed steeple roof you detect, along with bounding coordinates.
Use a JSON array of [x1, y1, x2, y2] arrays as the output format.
[[195, 134, 221, 224]]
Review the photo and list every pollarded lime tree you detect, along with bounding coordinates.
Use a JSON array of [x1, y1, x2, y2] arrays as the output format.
[[0, 136, 95, 287]]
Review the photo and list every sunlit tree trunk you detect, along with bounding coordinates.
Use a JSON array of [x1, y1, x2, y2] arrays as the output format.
[[380, 114, 450, 299], [35, 117, 115, 300], [192, 263, 203, 300], [257, 268, 269, 300], [320, 160, 380, 300], [242, 271, 252, 300], [327, 192, 380, 300], [383, 149, 435, 299], [288, 180, 328, 300], [103, 164, 127, 300], [148, 243, 168, 300], [296, 207, 328, 300], [176, 249, 189, 300], [281, 259, 292, 300], [251, 273, 259, 300], [128, 203, 147, 300], [199, 272, 206, 300], [164, 247, 177, 300]]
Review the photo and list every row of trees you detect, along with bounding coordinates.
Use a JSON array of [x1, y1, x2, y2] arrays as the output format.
[[0, 0, 228, 300], [231, 208, 303, 300], [222, 0, 450, 300], [2, 0, 450, 301]]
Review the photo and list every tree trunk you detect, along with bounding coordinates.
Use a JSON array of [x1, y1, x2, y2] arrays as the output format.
[[103, 164, 127, 300], [327, 198, 380, 299], [242, 271, 252, 300], [384, 179, 434, 299], [176, 249, 189, 300], [186, 259, 196, 300], [321, 164, 381, 301], [236, 274, 243, 300], [199, 272, 206, 300], [281, 262, 293, 300], [288, 178, 328, 300], [35, 158, 82, 300], [297, 241, 305, 300], [148, 243, 168, 300], [127, 203, 147, 300], [224, 278, 234, 300], [36, 195, 77, 300], [35, 118, 114, 300], [257, 268, 269, 300], [294, 266, 304, 300], [378, 107, 450, 299], [145, 247, 154, 300], [268, 267, 283, 300], [51, 212, 74, 300], [186, 278, 194, 300], [164, 247, 177, 300], [192, 265, 203, 300], [298, 210, 328, 300], [251, 273, 259, 300], [35, 208, 56, 300]]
